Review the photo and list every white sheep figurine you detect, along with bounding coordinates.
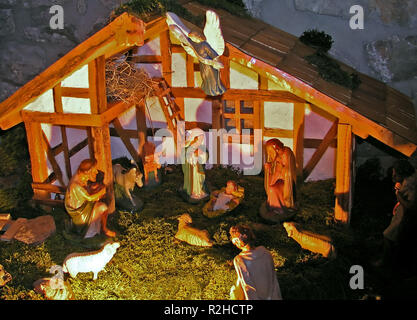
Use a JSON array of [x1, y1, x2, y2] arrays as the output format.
[[62, 242, 120, 280], [175, 213, 213, 247]]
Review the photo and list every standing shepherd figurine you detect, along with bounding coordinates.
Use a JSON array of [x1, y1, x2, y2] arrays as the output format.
[[167, 10, 226, 96], [65, 159, 116, 238]]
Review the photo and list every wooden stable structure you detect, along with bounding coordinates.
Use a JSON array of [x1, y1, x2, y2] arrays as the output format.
[[0, 1, 416, 224]]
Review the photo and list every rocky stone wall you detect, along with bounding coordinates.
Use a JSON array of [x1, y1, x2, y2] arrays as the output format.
[[243, 0, 417, 122], [244, 0, 417, 169], [0, 0, 128, 102]]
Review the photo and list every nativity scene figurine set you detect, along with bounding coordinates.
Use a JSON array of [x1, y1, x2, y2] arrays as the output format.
[[41, 11, 314, 300], [0, 9, 363, 301]]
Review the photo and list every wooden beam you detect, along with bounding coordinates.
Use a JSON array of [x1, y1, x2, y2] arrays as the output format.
[[91, 125, 115, 213], [160, 29, 172, 86], [86, 127, 95, 160], [303, 120, 338, 180], [0, 13, 145, 129], [68, 138, 89, 158], [263, 128, 293, 138], [171, 87, 305, 102], [131, 55, 162, 64], [24, 121, 49, 200], [60, 87, 90, 99], [42, 131, 66, 188], [186, 53, 195, 87], [293, 103, 305, 180], [136, 104, 148, 158], [112, 118, 140, 163], [101, 101, 134, 124], [304, 138, 337, 149], [88, 55, 107, 114], [171, 44, 184, 53], [51, 143, 63, 156], [32, 197, 65, 208], [334, 123, 353, 224], [32, 183, 66, 194], [60, 126, 72, 180], [53, 83, 63, 113], [226, 43, 416, 157], [21, 110, 103, 127], [143, 16, 168, 41], [220, 55, 230, 89]]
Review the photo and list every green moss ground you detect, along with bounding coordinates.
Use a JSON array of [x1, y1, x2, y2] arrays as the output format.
[[2, 161, 412, 301]]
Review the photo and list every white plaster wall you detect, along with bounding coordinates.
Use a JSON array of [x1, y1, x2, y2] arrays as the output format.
[[61, 64, 89, 88], [304, 147, 336, 181], [230, 61, 258, 89], [171, 52, 187, 87], [136, 36, 161, 55], [117, 105, 137, 130], [184, 98, 212, 123], [62, 97, 91, 114], [136, 63, 162, 78], [304, 108, 337, 181], [144, 96, 168, 128], [24, 89, 54, 112], [263, 102, 294, 130]]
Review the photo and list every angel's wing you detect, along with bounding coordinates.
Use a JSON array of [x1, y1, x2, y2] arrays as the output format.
[[166, 12, 191, 37], [203, 10, 225, 57]]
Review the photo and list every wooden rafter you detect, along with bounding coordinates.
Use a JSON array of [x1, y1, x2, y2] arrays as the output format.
[[226, 43, 416, 156], [112, 117, 140, 163], [171, 87, 305, 102], [303, 120, 339, 180], [21, 110, 103, 127], [160, 29, 172, 86], [0, 13, 145, 130], [41, 131, 66, 188]]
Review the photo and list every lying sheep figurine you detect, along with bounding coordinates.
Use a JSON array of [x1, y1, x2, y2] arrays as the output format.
[[175, 213, 213, 247], [283, 222, 336, 259], [62, 242, 120, 280]]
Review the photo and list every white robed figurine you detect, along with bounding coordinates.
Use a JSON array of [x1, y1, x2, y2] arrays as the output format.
[[182, 128, 208, 200], [166, 10, 226, 96]]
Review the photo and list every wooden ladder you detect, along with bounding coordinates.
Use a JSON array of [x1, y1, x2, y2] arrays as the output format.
[[152, 78, 185, 154]]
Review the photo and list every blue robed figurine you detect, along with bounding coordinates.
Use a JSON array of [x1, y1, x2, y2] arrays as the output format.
[[167, 10, 226, 96]]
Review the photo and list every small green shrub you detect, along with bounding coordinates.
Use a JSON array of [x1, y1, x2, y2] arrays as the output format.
[[299, 29, 334, 53]]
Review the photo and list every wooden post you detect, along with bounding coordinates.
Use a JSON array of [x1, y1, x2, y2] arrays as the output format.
[[220, 55, 230, 89], [293, 103, 305, 182], [24, 121, 49, 200], [89, 55, 107, 114], [136, 103, 148, 159], [53, 83, 72, 180], [160, 30, 172, 86], [186, 54, 195, 88], [212, 98, 222, 166], [334, 123, 353, 224], [91, 125, 115, 213], [259, 75, 268, 164]]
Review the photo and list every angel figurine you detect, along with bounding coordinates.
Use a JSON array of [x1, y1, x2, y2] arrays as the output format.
[[166, 10, 227, 96]]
